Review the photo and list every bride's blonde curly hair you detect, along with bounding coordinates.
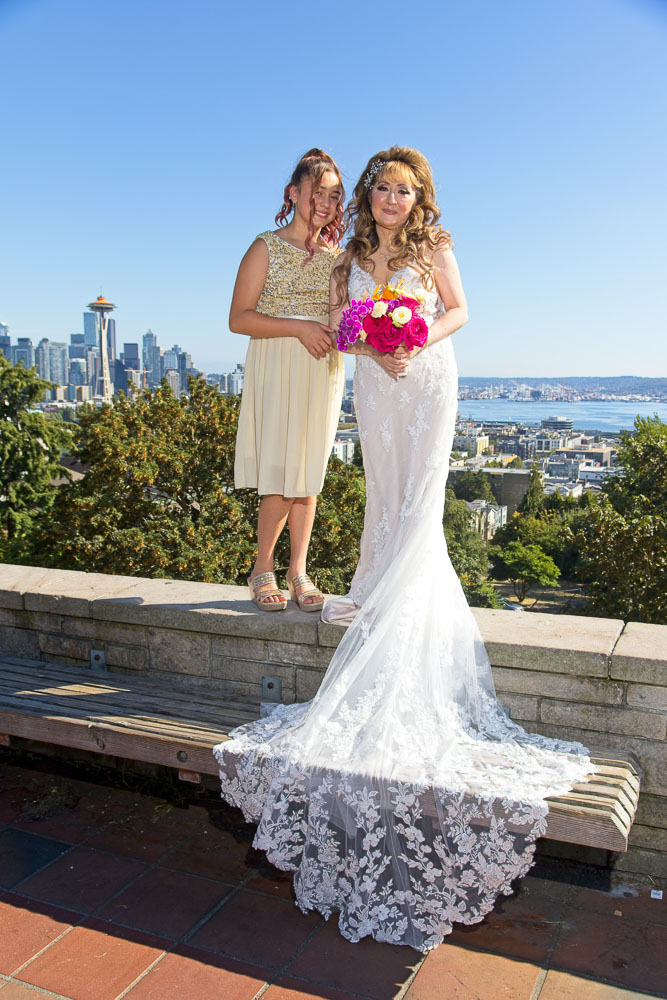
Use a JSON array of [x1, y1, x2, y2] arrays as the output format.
[[333, 146, 452, 306]]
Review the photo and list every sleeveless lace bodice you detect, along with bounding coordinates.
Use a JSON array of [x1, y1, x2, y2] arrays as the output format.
[[255, 230, 340, 320]]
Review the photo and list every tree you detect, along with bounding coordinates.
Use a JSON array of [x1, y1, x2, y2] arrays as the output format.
[[444, 488, 501, 608], [39, 379, 258, 583], [352, 440, 364, 469], [518, 464, 545, 515], [488, 540, 560, 602], [0, 356, 72, 561], [452, 470, 495, 503], [575, 415, 667, 623], [34, 378, 369, 594]]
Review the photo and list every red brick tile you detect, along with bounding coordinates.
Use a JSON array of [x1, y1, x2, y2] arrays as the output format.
[[98, 868, 226, 940], [287, 918, 421, 999], [0, 981, 61, 997], [0, 893, 80, 975], [189, 890, 320, 969], [405, 943, 540, 999], [551, 909, 667, 994], [85, 809, 198, 863], [539, 969, 653, 999], [445, 878, 566, 963], [16, 919, 167, 1000], [19, 846, 146, 913], [567, 880, 667, 927], [246, 868, 295, 901], [0, 829, 71, 890], [263, 976, 368, 1000], [162, 827, 253, 883], [123, 947, 267, 999]]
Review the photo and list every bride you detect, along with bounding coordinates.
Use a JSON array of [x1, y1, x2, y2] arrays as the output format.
[[214, 147, 592, 952]]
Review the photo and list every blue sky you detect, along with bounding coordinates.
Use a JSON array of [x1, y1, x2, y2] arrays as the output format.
[[1, 0, 666, 378]]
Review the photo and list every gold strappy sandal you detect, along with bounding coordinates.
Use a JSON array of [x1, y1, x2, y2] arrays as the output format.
[[286, 573, 325, 613], [248, 571, 287, 612]]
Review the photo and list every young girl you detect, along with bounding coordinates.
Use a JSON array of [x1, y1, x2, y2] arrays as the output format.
[[231, 149, 345, 612]]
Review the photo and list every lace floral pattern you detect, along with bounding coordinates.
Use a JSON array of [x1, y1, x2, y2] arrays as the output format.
[[215, 260, 592, 953]]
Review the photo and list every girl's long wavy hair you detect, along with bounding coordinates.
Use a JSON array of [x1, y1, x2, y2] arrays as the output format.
[[275, 148, 345, 257], [333, 147, 451, 305]]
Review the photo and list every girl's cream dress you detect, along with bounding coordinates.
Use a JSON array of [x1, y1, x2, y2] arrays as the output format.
[[234, 230, 345, 497]]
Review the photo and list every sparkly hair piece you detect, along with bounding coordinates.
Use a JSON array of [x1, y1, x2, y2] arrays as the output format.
[[363, 158, 385, 190]]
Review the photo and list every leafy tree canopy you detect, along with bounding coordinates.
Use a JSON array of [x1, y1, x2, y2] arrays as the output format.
[[451, 470, 495, 504], [444, 488, 501, 608], [488, 540, 560, 602], [575, 415, 667, 623], [0, 356, 72, 557]]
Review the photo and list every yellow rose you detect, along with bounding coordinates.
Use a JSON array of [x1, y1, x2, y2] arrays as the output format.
[[371, 301, 388, 318], [390, 306, 412, 326]]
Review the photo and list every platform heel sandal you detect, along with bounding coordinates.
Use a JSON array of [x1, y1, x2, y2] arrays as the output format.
[[248, 571, 287, 612], [286, 573, 325, 613]]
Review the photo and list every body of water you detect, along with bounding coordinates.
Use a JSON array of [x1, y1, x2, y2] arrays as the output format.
[[455, 398, 667, 433]]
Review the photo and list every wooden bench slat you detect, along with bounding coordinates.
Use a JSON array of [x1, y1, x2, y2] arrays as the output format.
[[0, 662, 260, 716], [0, 657, 641, 853]]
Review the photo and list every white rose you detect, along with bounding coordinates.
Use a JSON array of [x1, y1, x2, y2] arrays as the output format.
[[371, 301, 388, 318], [390, 305, 412, 326]]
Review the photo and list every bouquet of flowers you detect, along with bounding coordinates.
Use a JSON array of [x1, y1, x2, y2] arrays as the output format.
[[336, 282, 428, 354]]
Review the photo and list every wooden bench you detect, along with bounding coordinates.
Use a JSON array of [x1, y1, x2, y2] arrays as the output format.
[[0, 656, 641, 853]]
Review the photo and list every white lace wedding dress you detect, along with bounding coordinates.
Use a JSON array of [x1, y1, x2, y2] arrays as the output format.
[[213, 260, 592, 952]]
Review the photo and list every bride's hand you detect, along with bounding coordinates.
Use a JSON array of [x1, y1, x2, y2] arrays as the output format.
[[371, 348, 409, 380]]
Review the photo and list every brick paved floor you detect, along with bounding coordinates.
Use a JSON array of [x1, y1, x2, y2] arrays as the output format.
[[0, 755, 665, 1000]]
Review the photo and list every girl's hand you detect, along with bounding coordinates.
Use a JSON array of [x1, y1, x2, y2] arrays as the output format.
[[297, 321, 335, 360], [371, 348, 409, 380]]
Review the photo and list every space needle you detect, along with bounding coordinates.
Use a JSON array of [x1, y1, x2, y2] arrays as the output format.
[[87, 295, 116, 403]]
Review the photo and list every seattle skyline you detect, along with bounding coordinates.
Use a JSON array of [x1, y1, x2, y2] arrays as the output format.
[[1, 0, 666, 378]]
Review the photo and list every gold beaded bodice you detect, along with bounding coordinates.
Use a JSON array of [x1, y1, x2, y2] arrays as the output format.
[[255, 230, 341, 320]]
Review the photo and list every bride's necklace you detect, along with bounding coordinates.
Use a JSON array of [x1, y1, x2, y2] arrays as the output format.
[[377, 244, 394, 262]]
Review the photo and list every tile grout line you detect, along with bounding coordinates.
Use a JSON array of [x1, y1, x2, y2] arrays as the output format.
[[394, 952, 429, 1000], [0, 970, 79, 999], [528, 881, 576, 1000], [9, 923, 79, 978], [111, 949, 169, 1000]]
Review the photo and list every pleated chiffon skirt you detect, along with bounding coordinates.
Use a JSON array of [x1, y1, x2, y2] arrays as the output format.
[[234, 320, 345, 498]]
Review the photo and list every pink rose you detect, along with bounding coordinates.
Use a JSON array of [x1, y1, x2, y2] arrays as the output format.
[[404, 314, 428, 349], [362, 313, 392, 338]]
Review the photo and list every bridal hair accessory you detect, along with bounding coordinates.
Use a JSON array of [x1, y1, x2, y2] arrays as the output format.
[[336, 281, 428, 356], [363, 159, 385, 190]]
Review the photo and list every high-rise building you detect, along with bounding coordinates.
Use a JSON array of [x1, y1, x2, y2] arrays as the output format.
[[68, 359, 88, 386], [164, 369, 180, 395], [69, 333, 86, 360], [121, 343, 140, 370], [85, 346, 100, 391], [142, 330, 161, 388], [162, 347, 179, 375], [36, 339, 68, 385], [107, 318, 117, 362], [12, 338, 34, 368], [83, 312, 97, 347], [0, 322, 9, 360], [229, 371, 244, 395]]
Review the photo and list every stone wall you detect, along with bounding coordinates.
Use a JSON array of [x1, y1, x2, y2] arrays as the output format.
[[1, 563, 665, 879]]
